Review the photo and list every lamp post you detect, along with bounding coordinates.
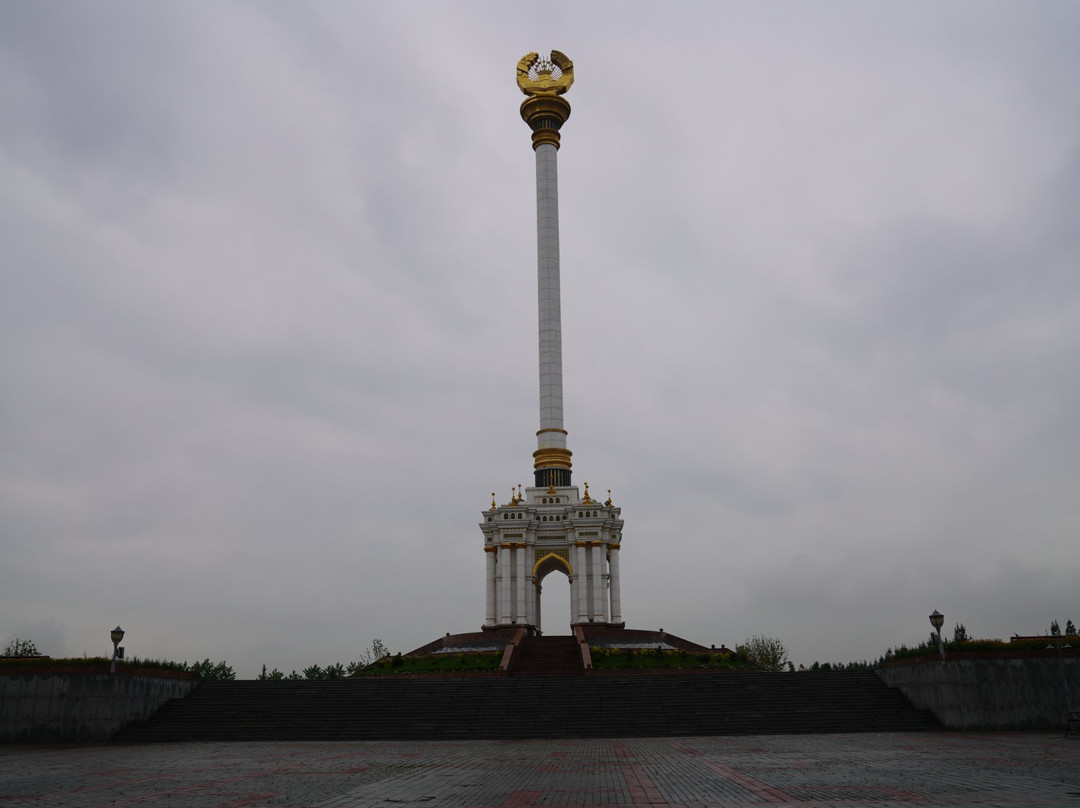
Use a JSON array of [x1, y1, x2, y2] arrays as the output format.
[[110, 625, 125, 674], [929, 610, 945, 660], [1047, 636, 1073, 713]]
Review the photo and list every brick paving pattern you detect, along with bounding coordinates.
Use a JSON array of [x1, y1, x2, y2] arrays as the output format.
[[1, 732, 1078, 807]]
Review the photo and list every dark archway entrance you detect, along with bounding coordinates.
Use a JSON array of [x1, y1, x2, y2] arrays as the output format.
[[533, 552, 572, 635]]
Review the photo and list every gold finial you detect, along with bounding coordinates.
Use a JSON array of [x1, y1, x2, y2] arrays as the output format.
[[583, 482, 591, 504], [517, 484, 523, 503], [547, 482, 557, 495], [516, 51, 574, 97], [510, 487, 517, 506], [606, 489, 613, 506], [491, 492, 497, 510], [518, 51, 573, 150]]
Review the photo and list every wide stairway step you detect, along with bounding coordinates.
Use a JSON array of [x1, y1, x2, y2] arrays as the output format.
[[509, 635, 583, 676], [113, 670, 940, 743]]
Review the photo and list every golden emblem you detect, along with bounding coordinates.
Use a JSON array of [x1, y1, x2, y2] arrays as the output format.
[[516, 51, 574, 97]]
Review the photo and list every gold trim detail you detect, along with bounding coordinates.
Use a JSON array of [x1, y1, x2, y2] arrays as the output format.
[[519, 94, 571, 150], [533, 551, 572, 576], [533, 447, 573, 472], [534, 547, 569, 564]]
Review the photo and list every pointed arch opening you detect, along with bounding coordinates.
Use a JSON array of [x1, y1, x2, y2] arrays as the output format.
[[533, 552, 572, 635]]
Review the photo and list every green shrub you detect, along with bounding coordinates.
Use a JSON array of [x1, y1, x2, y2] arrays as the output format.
[[2, 636, 40, 657]]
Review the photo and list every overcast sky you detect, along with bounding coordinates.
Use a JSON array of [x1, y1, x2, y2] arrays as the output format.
[[2, 2, 1078, 677]]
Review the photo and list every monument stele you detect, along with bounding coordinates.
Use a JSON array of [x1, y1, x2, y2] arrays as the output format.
[[480, 52, 625, 634]]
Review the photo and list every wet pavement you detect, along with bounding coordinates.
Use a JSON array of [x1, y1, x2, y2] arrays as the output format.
[[2, 732, 1079, 807]]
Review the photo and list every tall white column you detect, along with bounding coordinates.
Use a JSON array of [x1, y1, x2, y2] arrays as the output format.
[[526, 571, 535, 627], [499, 545, 512, 624], [569, 574, 578, 628], [609, 546, 622, 624], [591, 542, 603, 621], [535, 143, 566, 453], [534, 580, 542, 632], [485, 549, 496, 626], [516, 545, 527, 624], [519, 57, 575, 488], [575, 543, 589, 623]]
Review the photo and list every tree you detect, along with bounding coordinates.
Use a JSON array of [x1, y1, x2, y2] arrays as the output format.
[[258, 664, 287, 681], [188, 659, 235, 680], [1065, 620, 1077, 637], [737, 635, 789, 672], [2, 635, 40, 657], [1051, 619, 1061, 637], [952, 623, 968, 643], [359, 638, 389, 666]]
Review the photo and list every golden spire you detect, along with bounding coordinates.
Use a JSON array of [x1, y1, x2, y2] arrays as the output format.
[[583, 482, 592, 504]]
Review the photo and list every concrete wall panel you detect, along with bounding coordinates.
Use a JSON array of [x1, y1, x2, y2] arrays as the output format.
[[878, 657, 1078, 731], [0, 674, 196, 743]]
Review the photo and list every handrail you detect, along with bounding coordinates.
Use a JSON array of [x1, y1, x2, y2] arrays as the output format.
[[574, 626, 592, 670], [499, 627, 527, 672]]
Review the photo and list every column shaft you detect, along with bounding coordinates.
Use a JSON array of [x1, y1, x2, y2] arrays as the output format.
[[609, 547, 622, 624], [499, 545, 512, 624], [575, 543, 589, 623], [485, 550, 496, 626], [591, 542, 603, 621], [516, 545, 527, 624], [535, 144, 566, 449]]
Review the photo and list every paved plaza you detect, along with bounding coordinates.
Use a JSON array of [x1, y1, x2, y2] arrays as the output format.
[[1, 732, 1078, 807]]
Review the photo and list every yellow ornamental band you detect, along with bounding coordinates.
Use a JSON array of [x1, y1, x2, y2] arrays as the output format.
[[533, 446, 573, 472]]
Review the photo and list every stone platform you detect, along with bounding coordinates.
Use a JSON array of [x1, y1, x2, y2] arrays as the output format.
[[3, 732, 1079, 806]]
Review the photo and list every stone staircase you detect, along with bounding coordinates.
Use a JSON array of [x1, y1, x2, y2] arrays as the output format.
[[113, 670, 939, 743], [509, 636, 584, 676]]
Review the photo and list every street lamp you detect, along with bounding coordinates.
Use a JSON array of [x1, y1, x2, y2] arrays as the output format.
[[929, 610, 945, 660], [110, 625, 125, 674]]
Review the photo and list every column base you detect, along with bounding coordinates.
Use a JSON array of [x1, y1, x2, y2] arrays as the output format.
[[482, 622, 539, 636]]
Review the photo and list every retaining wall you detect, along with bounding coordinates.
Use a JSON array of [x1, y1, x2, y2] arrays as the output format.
[[0, 673, 196, 742], [877, 657, 1079, 730]]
